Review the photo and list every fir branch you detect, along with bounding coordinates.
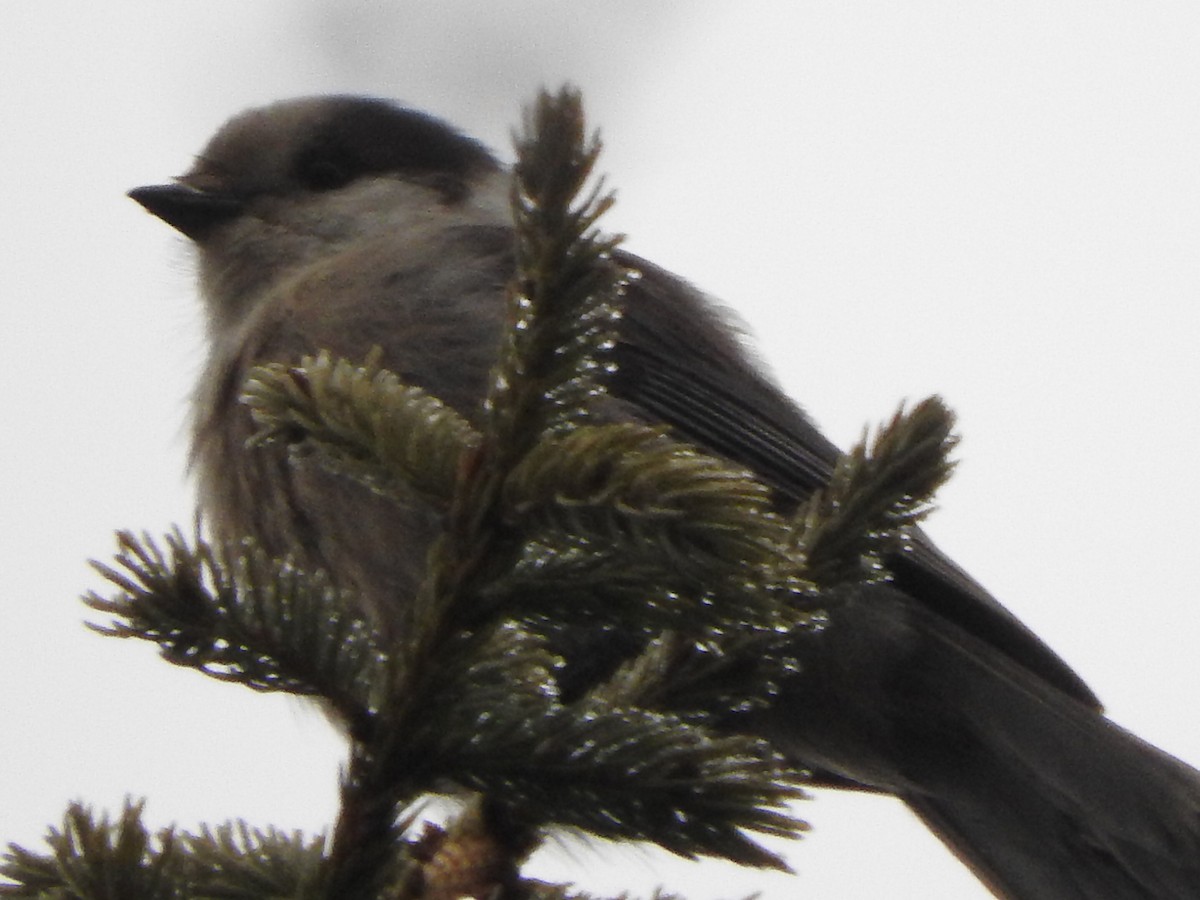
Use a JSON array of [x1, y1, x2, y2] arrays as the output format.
[[405, 626, 807, 871], [1, 807, 332, 900], [482, 85, 631, 477], [503, 423, 790, 580], [324, 620, 807, 874], [181, 822, 329, 899], [322, 90, 814, 888], [499, 86, 632, 438], [84, 529, 385, 732], [585, 626, 820, 724], [438, 702, 806, 870], [408, 88, 636, 675], [324, 760, 411, 900], [796, 396, 958, 588], [242, 349, 480, 509], [326, 622, 560, 897], [0, 800, 180, 899], [483, 540, 814, 651], [488, 543, 729, 637], [483, 423, 811, 641]]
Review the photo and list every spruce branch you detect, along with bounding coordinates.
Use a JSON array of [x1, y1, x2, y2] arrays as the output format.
[[0, 801, 180, 900], [318, 88, 815, 884], [503, 423, 789, 579], [406, 87, 634, 653], [84, 529, 385, 733], [379, 626, 808, 871], [483, 539, 820, 651], [0, 806, 333, 900], [796, 396, 958, 588], [425, 698, 805, 869], [586, 628, 816, 724], [242, 349, 480, 509], [307, 87, 688, 899], [402, 87, 642, 675], [330, 618, 808, 881], [501, 86, 631, 437], [483, 423, 817, 642], [181, 822, 329, 899], [485, 85, 632, 464], [486, 543, 759, 639]]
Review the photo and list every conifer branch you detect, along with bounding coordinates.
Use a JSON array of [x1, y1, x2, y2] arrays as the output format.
[[0, 801, 180, 900], [484, 422, 819, 642], [0, 804, 335, 900], [384, 625, 807, 869], [503, 423, 788, 577], [587, 628, 816, 724], [84, 529, 385, 733], [310, 88, 814, 894], [481, 540, 817, 657], [242, 349, 480, 509], [499, 86, 631, 438], [415, 87, 639, 643], [181, 822, 329, 899], [796, 396, 958, 588], [486, 543, 751, 635], [440, 704, 804, 869]]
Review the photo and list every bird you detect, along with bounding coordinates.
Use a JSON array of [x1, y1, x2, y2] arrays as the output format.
[[129, 95, 1200, 899]]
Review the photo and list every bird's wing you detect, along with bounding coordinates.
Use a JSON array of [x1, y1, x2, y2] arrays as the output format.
[[611, 252, 1099, 709]]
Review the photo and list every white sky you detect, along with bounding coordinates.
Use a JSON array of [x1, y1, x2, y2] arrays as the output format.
[[3, 4, 1198, 898]]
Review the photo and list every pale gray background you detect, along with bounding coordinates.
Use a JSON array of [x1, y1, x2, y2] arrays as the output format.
[[3, 4, 1198, 897]]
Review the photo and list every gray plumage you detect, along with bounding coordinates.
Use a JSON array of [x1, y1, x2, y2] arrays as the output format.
[[130, 96, 1200, 899]]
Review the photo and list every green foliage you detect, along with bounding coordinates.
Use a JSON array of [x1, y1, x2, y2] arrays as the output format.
[[243, 349, 479, 510], [6, 87, 959, 899], [0, 802, 181, 900], [500, 87, 630, 437], [504, 423, 786, 577], [85, 529, 386, 732], [796, 396, 958, 589], [180, 822, 329, 899]]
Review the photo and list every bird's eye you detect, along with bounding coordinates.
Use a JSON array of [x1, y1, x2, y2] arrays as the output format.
[[295, 154, 353, 192]]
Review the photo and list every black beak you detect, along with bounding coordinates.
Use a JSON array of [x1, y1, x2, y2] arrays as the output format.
[[127, 183, 245, 241]]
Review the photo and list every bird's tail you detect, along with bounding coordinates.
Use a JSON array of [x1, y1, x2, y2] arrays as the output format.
[[751, 584, 1200, 899], [904, 708, 1200, 899]]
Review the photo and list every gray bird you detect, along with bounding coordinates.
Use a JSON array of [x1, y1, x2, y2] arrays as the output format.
[[130, 96, 1200, 899]]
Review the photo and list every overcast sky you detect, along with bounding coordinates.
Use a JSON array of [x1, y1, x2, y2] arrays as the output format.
[[3, 4, 1199, 898]]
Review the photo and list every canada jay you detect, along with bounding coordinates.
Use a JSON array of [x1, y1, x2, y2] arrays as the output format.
[[130, 96, 1200, 899]]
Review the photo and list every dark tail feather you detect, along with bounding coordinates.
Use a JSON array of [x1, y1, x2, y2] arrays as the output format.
[[751, 583, 1200, 899], [905, 717, 1200, 899]]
